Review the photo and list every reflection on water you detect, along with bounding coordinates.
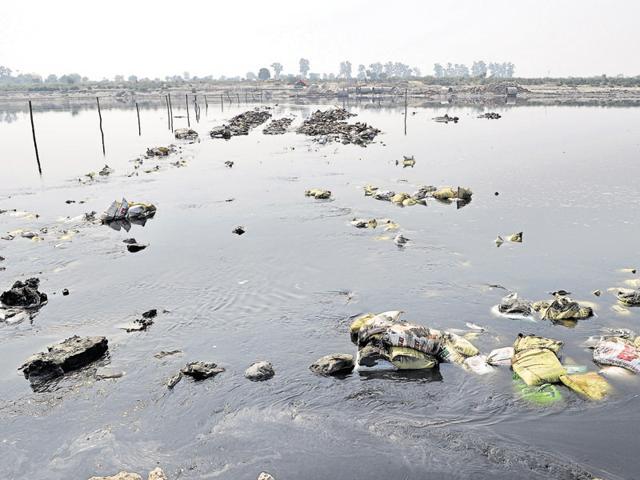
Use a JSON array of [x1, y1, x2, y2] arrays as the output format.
[[1, 100, 640, 479]]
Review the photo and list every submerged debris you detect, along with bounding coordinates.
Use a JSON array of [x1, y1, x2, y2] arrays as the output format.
[[263, 117, 293, 135], [174, 128, 199, 140], [615, 288, 640, 306], [366, 184, 471, 207], [496, 232, 523, 247], [20, 335, 108, 382], [393, 234, 410, 247], [146, 146, 175, 157], [210, 108, 272, 138], [396, 155, 415, 168], [434, 114, 459, 123], [232, 226, 246, 235], [101, 198, 157, 223], [124, 309, 157, 332], [297, 108, 380, 146], [99, 165, 114, 176], [180, 361, 225, 380]]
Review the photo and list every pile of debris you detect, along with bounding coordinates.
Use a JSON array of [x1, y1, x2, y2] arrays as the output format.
[[263, 117, 293, 135], [364, 184, 472, 207], [210, 108, 272, 139], [433, 114, 459, 123], [304, 188, 332, 200], [297, 108, 380, 146], [174, 128, 198, 140], [146, 146, 176, 157]]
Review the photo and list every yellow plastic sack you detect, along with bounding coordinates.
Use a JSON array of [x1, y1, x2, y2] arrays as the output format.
[[389, 347, 437, 370], [446, 333, 479, 357], [512, 347, 566, 386], [560, 372, 609, 400], [513, 334, 563, 354], [349, 313, 375, 343], [391, 193, 410, 204]]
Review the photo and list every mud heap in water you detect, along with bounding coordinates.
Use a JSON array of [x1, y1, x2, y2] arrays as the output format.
[[297, 108, 380, 146]]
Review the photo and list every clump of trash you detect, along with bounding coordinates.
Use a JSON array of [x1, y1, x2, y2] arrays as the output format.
[[167, 361, 225, 389], [305, 188, 332, 200], [174, 128, 198, 140], [101, 198, 157, 223], [348, 311, 486, 374], [364, 184, 472, 207], [615, 288, 640, 306], [297, 108, 380, 146], [478, 112, 502, 119], [1, 277, 47, 310], [494, 291, 594, 325], [77, 165, 113, 183], [589, 331, 640, 374], [263, 117, 293, 135], [210, 108, 272, 139]]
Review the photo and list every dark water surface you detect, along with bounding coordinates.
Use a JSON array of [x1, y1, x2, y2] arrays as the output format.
[[1, 100, 639, 479]]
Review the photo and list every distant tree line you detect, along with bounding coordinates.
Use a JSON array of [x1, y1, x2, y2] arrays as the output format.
[[433, 61, 515, 78]]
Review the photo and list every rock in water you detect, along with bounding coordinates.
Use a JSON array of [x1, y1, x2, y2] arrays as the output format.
[[20, 336, 108, 382], [1, 277, 47, 309], [245, 361, 275, 381], [180, 361, 225, 380], [257, 473, 275, 480], [88, 473, 142, 480], [310, 354, 354, 376]]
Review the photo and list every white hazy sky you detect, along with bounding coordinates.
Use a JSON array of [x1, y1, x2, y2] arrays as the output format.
[[1, 0, 638, 79]]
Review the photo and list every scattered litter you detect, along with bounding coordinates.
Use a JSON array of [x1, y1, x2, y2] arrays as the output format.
[[496, 292, 533, 318], [515, 381, 563, 406], [464, 355, 494, 375], [487, 347, 515, 366], [495, 232, 522, 247], [512, 334, 565, 386], [433, 114, 459, 123], [180, 361, 225, 380], [593, 337, 640, 374], [592, 290, 602, 297], [146, 146, 175, 157], [534, 295, 594, 323], [62, 288, 70, 296], [232, 226, 246, 235], [126, 242, 148, 253], [124, 309, 157, 332], [395, 155, 415, 168], [615, 288, 640, 306], [393, 234, 409, 247], [225, 161, 234, 168], [351, 218, 378, 229], [465, 322, 486, 332]]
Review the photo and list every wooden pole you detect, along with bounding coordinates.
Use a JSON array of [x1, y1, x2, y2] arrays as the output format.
[[220, 94, 224, 111], [185, 94, 190, 127], [404, 88, 408, 135], [96, 97, 105, 156], [28, 100, 42, 175], [168, 93, 174, 132], [165, 95, 171, 130], [236, 93, 240, 104], [204, 94, 208, 114], [135, 102, 141, 136]]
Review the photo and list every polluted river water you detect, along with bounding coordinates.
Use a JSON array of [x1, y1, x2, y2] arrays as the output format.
[[1, 99, 640, 479]]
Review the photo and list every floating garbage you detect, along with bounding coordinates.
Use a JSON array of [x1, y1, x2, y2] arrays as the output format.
[[534, 295, 594, 323], [434, 114, 459, 123], [297, 108, 380, 146], [245, 361, 275, 381], [210, 108, 272, 139], [478, 112, 502, 119], [99, 164, 114, 176], [396, 155, 416, 168], [487, 347, 515, 366], [559, 372, 610, 400], [615, 288, 640, 306], [464, 355, 494, 375], [511, 334, 565, 386], [174, 128, 198, 140], [515, 380, 563, 406], [263, 117, 293, 135], [146, 146, 175, 157], [495, 232, 522, 247], [304, 188, 332, 200], [310, 354, 354, 376], [225, 161, 234, 168], [393, 234, 409, 247], [101, 198, 157, 223], [124, 309, 157, 332], [593, 337, 640, 374], [20, 336, 108, 383], [125, 239, 148, 253], [496, 292, 533, 318], [232, 226, 246, 235], [366, 184, 471, 207], [181, 361, 225, 380]]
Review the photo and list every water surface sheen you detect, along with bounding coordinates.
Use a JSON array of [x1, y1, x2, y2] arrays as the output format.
[[1, 100, 639, 479]]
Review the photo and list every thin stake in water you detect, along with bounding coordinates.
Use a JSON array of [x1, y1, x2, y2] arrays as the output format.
[[96, 97, 105, 156], [28, 100, 42, 175], [135, 102, 141, 136], [185, 94, 190, 128], [165, 95, 171, 130], [168, 93, 174, 132]]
